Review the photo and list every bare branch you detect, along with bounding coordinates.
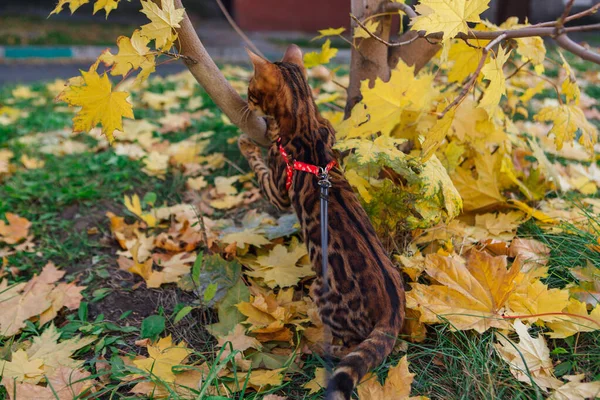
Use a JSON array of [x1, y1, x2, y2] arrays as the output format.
[[350, 14, 419, 47], [534, 3, 600, 27], [555, 33, 600, 64], [439, 33, 507, 119], [215, 0, 264, 58], [423, 23, 600, 41], [558, 0, 576, 27], [170, 0, 268, 146], [381, 1, 417, 19]]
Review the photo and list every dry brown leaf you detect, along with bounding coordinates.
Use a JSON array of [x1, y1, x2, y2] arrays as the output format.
[[0, 213, 31, 245]]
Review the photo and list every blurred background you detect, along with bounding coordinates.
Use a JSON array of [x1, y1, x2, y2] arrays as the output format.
[[0, 0, 598, 83]]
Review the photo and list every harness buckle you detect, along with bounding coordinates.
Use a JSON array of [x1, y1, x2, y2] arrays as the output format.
[[317, 167, 332, 189]]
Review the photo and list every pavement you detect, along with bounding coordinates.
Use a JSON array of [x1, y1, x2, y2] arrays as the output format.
[[0, 20, 351, 84]]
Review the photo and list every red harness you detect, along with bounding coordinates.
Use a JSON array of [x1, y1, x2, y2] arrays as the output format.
[[278, 140, 336, 191]]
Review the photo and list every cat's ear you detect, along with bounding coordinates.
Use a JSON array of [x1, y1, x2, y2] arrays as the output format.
[[246, 48, 269, 73], [281, 44, 305, 69]]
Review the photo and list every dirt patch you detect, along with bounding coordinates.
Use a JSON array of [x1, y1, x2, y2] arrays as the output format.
[[60, 199, 123, 235], [87, 269, 215, 350]]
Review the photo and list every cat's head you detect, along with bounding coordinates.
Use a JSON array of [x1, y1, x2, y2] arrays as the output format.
[[246, 45, 308, 118]]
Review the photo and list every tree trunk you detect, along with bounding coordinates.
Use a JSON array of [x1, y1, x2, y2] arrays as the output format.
[[345, 0, 392, 116]]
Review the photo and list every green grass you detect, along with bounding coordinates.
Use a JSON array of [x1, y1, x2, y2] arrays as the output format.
[[1, 58, 599, 399]]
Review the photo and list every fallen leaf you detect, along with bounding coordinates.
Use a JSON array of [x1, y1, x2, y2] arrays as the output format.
[[495, 319, 562, 390]]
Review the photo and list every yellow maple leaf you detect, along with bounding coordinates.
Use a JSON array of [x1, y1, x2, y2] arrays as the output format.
[[545, 299, 600, 338], [559, 52, 580, 104], [20, 155, 44, 170], [421, 109, 454, 161], [452, 152, 504, 211], [347, 61, 434, 137], [26, 325, 95, 372], [354, 19, 381, 39], [217, 323, 262, 351], [228, 368, 284, 391], [124, 194, 157, 227], [186, 176, 207, 191], [221, 228, 270, 249], [93, 0, 119, 16], [495, 319, 562, 390], [100, 30, 156, 83], [38, 282, 85, 326], [535, 104, 597, 153], [304, 39, 338, 68], [357, 356, 422, 399], [411, 0, 490, 42], [0, 350, 44, 384], [406, 251, 520, 332], [447, 40, 486, 83], [345, 169, 373, 203], [415, 154, 462, 224], [313, 27, 346, 40], [214, 175, 240, 195], [246, 240, 314, 288], [11, 86, 35, 99], [57, 61, 133, 144], [0, 278, 53, 337], [335, 136, 408, 164], [139, 0, 185, 51], [506, 280, 570, 323], [304, 367, 328, 394], [49, 0, 90, 15], [134, 335, 190, 383], [0, 213, 31, 245], [236, 289, 307, 341], [516, 36, 546, 72], [549, 374, 600, 400], [478, 45, 511, 115], [2, 366, 93, 399]]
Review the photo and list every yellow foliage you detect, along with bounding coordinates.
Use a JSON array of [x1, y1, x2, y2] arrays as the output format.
[[411, 0, 490, 42], [57, 61, 134, 144]]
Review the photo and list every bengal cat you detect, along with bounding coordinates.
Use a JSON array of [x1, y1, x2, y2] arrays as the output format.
[[238, 45, 406, 400]]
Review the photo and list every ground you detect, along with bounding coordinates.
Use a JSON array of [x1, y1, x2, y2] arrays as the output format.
[[0, 48, 599, 399]]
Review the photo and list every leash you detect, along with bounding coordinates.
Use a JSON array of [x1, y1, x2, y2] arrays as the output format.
[[278, 139, 335, 287], [318, 169, 332, 292], [278, 139, 336, 377]]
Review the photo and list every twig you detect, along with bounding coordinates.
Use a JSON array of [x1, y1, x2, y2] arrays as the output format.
[[161, 51, 198, 64], [520, 69, 563, 105], [438, 33, 507, 119], [350, 14, 419, 47], [424, 23, 600, 41], [381, 1, 417, 19], [214, 0, 264, 58], [533, 3, 600, 27], [332, 79, 348, 90], [554, 33, 600, 64], [505, 60, 531, 80], [558, 0, 576, 27]]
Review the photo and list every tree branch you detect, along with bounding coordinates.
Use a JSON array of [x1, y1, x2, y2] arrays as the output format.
[[351, 14, 419, 47], [387, 22, 600, 42], [214, 0, 264, 58], [381, 2, 417, 19], [555, 33, 600, 64], [534, 3, 600, 27], [439, 34, 508, 119], [170, 0, 268, 146]]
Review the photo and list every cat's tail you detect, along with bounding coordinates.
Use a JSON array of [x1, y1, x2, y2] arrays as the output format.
[[325, 326, 399, 400]]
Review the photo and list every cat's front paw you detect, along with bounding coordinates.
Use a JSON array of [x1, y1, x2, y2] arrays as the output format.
[[238, 134, 261, 157]]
